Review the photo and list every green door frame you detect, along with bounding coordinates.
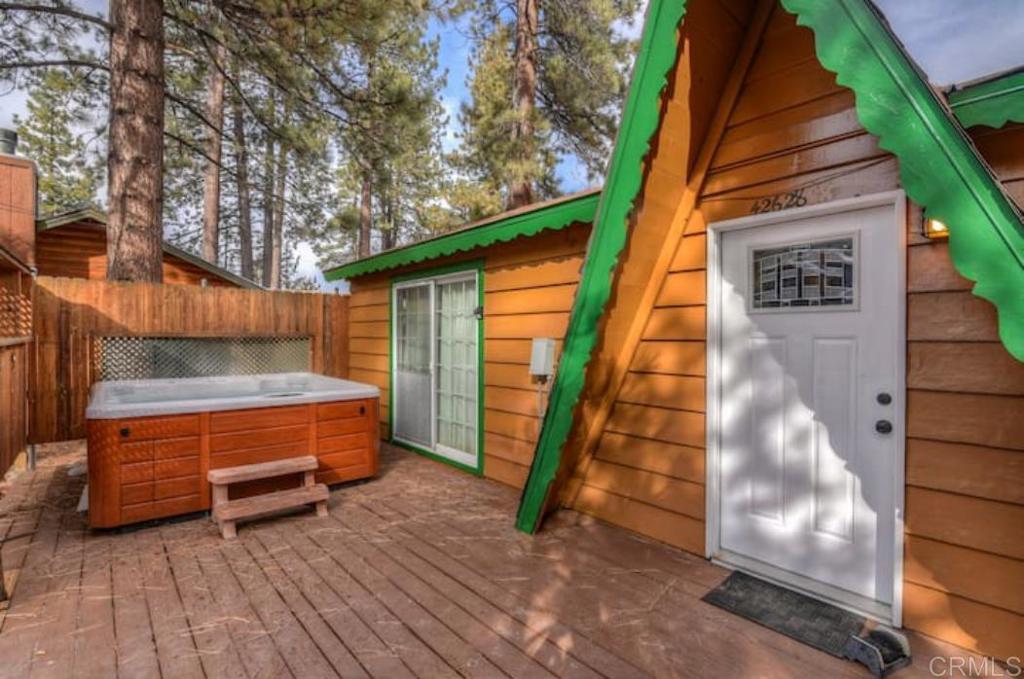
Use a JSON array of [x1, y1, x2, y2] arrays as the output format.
[[389, 259, 485, 475]]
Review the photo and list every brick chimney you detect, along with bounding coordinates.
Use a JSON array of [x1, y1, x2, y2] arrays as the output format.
[[0, 129, 37, 268]]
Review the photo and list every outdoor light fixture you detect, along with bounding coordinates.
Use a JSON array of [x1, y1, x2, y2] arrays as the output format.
[[924, 218, 949, 239]]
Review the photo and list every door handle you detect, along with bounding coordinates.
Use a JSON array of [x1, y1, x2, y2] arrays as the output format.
[[875, 420, 893, 435]]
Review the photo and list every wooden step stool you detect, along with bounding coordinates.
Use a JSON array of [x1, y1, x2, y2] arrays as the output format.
[[207, 456, 329, 539]]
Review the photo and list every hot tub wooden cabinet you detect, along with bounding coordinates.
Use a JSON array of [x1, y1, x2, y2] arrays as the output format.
[[85, 373, 380, 528]]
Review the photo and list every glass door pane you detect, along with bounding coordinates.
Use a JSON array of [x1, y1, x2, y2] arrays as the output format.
[[435, 276, 478, 465], [393, 283, 432, 447]]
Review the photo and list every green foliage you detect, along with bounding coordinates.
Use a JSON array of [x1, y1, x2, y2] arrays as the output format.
[[455, 23, 557, 204], [13, 68, 103, 214], [311, 0, 454, 266], [455, 0, 640, 207]]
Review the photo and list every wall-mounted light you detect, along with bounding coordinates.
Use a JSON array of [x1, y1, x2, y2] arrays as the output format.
[[924, 218, 949, 239]]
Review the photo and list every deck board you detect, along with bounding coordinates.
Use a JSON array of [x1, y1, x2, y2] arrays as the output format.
[[0, 443, 992, 678]]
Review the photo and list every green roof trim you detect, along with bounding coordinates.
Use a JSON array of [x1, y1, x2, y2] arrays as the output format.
[[322, 189, 600, 281], [515, 0, 686, 534], [782, 0, 1024, 360], [948, 69, 1024, 129]]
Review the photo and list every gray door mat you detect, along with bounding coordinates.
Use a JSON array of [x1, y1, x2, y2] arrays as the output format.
[[702, 570, 866, 657], [703, 571, 912, 677]]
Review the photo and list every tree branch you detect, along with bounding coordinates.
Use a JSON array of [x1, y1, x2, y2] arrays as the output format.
[[0, 58, 108, 71], [0, 2, 112, 31]]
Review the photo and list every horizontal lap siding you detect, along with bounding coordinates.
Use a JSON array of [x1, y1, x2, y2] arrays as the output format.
[[570, 4, 1024, 658], [347, 223, 590, 487], [347, 279, 392, 440], [36, 223, 239, 287], [564, 0, 754, 555], [905, 231, 1024, 658]]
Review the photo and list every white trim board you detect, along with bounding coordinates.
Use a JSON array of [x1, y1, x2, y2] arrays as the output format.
[[704, 190, 907, 626]]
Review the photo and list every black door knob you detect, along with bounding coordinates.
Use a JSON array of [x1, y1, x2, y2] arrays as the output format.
[[876, 392, 892, 405], [875, 420, 893, 434]]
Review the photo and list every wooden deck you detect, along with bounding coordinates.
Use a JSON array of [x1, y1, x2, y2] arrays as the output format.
[[0, 443, 989, 678]]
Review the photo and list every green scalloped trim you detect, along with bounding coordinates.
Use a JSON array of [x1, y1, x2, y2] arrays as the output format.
[[322, 191, 599, 281], [949, 70, 1024, 129], [515, 0, 687, 533], [782, 0, 1024, 361]]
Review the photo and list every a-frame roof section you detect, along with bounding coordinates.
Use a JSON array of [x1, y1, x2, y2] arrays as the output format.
[[947, 67, 1024, 129], [322, 188, 600, 281], [515, 0, 688, 532], [516, 0, 1024, 534]]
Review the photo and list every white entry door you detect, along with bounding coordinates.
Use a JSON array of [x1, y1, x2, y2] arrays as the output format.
[[393, 271, 480, 469], [713, 195, 904, 620]]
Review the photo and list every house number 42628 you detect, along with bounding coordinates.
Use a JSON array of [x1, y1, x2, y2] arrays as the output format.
[[749, 188, 807, 214]]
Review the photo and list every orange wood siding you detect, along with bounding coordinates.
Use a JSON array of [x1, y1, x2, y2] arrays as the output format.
[[36, 222, 239, 287], [0, 155, 35, 267], [560, 2, 1023, 659], [346, 222, 590, 488]]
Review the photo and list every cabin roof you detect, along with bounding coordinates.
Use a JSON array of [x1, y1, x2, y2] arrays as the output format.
[[516, 0, 1024, 533], [946, 66, 1024, 129], [0, 242, 31, 274], [322, 187, 601, 281], [36, 206, 264, 289]]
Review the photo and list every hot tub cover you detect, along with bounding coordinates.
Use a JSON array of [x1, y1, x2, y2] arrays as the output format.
[[86, 372, 380, 419]]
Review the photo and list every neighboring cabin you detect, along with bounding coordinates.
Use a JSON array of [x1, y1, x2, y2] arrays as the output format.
[[326, 0, 1024, 662], [36, 206, 260, 289]]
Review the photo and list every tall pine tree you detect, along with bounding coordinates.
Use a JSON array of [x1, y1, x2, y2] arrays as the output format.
[[14, 68, 103, 214], [455, 0, 640, 209]]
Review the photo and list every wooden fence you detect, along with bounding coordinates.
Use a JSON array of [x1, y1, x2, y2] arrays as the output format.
[[30, 276, 350, 443]]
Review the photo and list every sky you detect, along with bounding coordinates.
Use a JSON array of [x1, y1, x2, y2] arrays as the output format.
[[2, 1, 1023, 285]]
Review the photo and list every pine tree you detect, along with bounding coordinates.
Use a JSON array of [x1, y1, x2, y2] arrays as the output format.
[[455, 0, 640, 209], [322, 1, 451, 260], [13, 68, 103, 214]]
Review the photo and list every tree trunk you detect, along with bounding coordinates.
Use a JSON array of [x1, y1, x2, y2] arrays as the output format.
[[106, 0, 165, 282], [231, 84, 254, 281], [507, 0, 538, 210], [262, 118, 278, 288], [268, 146, 287, 288], [381, 188, 396, 251], [358, 171, 372, 258], [201, 41, 227, 264]]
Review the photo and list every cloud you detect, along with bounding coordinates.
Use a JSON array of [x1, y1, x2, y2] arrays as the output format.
[[875, 0, 1024, 85]]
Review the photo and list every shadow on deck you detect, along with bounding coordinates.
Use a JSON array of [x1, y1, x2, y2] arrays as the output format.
[[0, 443, 989, 677]]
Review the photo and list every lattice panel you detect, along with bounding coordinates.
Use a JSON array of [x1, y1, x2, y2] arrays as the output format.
[[92, 336, 311, 381]]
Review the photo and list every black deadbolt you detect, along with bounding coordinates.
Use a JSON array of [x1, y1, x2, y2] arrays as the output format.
[[119, 427, 130, 437], [875, 420, 893, 434], [876, 392, 892, 405]]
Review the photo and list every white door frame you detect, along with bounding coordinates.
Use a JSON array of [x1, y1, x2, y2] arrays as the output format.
[[704, 190, 907, 626], [391, 269, 481, 469]]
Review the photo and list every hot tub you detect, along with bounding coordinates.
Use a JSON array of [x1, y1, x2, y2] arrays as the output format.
[[86, 373, 380, 528]]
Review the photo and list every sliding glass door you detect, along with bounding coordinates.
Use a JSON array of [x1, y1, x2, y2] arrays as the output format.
[[392, 270, 480, 469]]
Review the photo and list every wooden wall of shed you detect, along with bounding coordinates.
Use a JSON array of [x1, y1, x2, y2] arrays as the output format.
[[559, 2, 1023, 659], [0, 269, 31, 475], [36, 223, 239, 287], [0, 155, 35, 267], [29, 276, 349, 443], [347, 222, 590, 488]]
